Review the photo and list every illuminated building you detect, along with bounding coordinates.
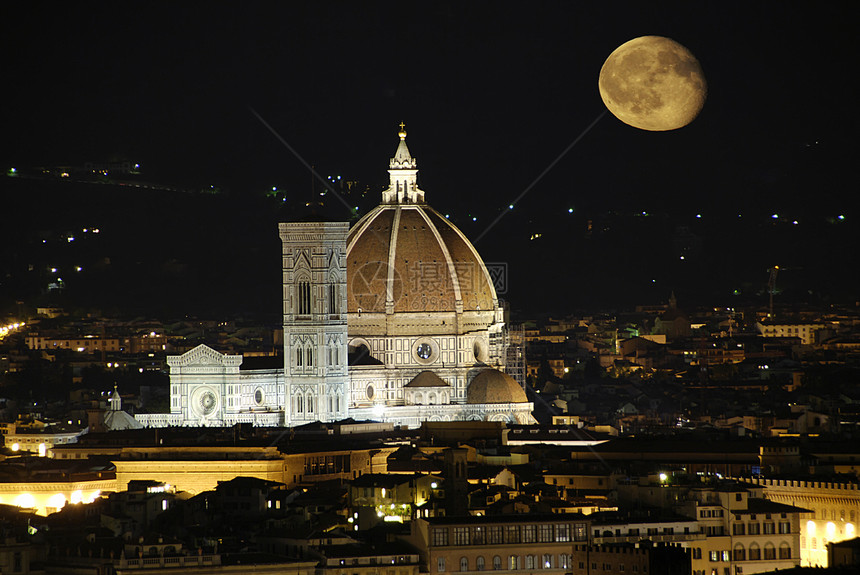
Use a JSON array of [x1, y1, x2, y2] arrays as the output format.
[[407, 514, 587, 575], [755, 321, 825, 345], [617, 475, 806, 575], [743, 477, 860, 568], [0, 469, 111, 516], [1, 422, 83, 457], [138, 127, 534, 429], [348, 473, 438, 528]]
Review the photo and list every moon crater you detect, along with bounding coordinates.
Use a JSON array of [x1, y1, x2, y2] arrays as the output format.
[[599, 36, 707, 131]]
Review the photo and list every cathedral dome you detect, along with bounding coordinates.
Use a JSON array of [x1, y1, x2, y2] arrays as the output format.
[[347, 204, 497, 314], [467, 369, 528, 404], [346, 127, 498, 319]]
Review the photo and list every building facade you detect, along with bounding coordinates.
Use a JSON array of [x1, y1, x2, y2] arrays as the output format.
[[742, 476, 860, 568], [408, 515, 588, 575]]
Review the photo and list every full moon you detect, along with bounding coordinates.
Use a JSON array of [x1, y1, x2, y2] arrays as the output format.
[[599, 36, 707, 131]]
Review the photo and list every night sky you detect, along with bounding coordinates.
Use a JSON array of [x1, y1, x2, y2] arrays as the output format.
[[2, 2, 858, 316]]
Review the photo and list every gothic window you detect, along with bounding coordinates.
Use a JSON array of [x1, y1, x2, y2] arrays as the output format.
[[329, 283, 337, 314], [306, 345, 314, 367], [307, 393, 314, 413], [296, 394, 304, 413], [297, 280, 311, 314], [460, 558, 468, 572], [296, 346, 303, 367]]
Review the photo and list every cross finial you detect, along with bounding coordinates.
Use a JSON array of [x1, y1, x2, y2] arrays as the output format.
[[398, 122, 407, 139]]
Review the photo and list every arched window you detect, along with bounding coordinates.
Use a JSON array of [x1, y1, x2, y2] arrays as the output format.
[[460, 557, 468, 572], [508, 556, 519, 570], [779, 543, 791, 559], [525, 556, 535, 569], [749, 543, 761, 560], [542, 554, 552, 569], [336, 395, 341, 413], [296, 394, 304, 413], [764, 543, 776, 560], [296, 346, 303, 367], [297, 280, 311, 314], [733, 544, 745, 561], [476, 557, 485, 571], [307, 393, 314, 413], [305, 345, 313, 367], [492, 556, 501, 570]]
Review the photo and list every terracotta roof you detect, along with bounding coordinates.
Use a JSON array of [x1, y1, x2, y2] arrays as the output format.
[[405, 371, 449, 388], [467, 369, 528, 404], [346, 204, 496, 314]]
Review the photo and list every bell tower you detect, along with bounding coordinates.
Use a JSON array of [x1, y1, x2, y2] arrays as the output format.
[[279, 217, 349, 425]]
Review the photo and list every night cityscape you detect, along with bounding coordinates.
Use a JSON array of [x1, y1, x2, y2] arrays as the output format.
[[1, 3, 858, 575]]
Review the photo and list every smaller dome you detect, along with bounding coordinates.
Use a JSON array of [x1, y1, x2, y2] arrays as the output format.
[[467, 369, 528, 404], [405, 371, 449, 388]]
